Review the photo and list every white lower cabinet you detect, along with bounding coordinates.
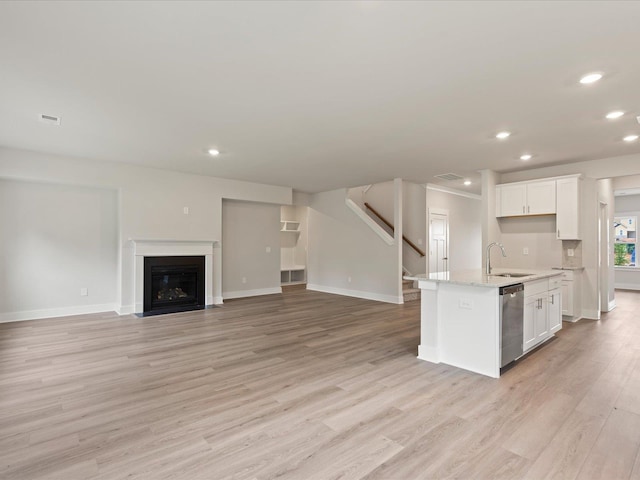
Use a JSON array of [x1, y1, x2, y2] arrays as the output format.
[[560, 270, 582, 321], [523, 277, 562, 353], [548, 287, 562, 334], [524, 295, 544, 351]]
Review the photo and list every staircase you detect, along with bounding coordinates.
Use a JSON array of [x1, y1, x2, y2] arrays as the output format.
[[402, 278, 421, 302]]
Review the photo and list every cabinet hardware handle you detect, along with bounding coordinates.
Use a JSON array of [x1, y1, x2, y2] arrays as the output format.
[[557, 229, 560, 237], [551, 294, 555, 305]]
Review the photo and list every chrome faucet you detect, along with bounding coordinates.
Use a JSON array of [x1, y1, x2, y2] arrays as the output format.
[[486, 242, 507, 275]]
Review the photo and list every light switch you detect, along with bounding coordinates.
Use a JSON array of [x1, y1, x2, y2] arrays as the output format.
[[523, 247, 529, 255], [265, 246, 271, 253], [80, 287, 88, 296], [183, 207, 189, 215]]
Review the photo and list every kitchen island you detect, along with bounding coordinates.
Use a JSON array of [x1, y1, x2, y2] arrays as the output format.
[[404, 268, 564, 378]]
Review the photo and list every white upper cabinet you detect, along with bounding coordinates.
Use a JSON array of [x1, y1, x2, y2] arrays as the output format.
[[526, 181, 556, 215], [496, 180, 556, 217], [556, 177, 581, 240], [497, 184, 527, 217]]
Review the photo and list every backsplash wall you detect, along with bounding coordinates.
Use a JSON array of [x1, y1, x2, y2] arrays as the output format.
[[497, 215, 563, 269], [561, 240, 583, 268]]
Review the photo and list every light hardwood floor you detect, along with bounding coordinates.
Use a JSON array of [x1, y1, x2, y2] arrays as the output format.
[[1, 287, 640, 479]]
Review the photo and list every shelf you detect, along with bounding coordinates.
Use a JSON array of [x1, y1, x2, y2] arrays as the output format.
[[280, 220, 300, 232], [281, 266, 306, 285]]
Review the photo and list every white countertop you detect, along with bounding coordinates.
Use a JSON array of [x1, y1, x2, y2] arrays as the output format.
[[404, 268, 563, 288]]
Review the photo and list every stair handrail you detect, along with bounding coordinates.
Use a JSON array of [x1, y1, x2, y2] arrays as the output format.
[[364, 202, 426, 257]]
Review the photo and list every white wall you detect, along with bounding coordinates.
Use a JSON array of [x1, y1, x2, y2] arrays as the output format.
[[0, 179, 118, 321], [348, 181, 426, 275], [426, 186, 482, 273], [222, 200, 281, 299], [307, 188, 402, 303], [597, 179, 616, 310], [481, 170, 502, 270], [403, 182, 427, 275], [614, 193, 640, 290], [0, 146, 291, 318]]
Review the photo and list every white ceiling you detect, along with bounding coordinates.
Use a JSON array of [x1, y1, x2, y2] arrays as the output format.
[[1, 1, 640, 193]]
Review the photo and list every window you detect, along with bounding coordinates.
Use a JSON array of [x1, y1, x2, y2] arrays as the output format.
[[614, 216, 637, 267]]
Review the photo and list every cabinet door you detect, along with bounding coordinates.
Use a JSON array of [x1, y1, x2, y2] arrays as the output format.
[[499, 184, 527, 217], [548, 287, 562, 334], [534, 296, 549, 343], [561, 281, 573, 316], [556, 177, 580, 239], [527, 181, 556, 215], [524, 296, 538, 351]]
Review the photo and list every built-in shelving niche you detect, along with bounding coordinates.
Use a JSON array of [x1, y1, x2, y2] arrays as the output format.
[[280, 206, 307, 286]]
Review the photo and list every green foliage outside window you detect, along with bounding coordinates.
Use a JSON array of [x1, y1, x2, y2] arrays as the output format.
[[615, 243, 629, 266]]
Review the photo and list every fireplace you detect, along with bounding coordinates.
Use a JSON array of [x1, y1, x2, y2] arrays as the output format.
[[143, 256, 205, 315]]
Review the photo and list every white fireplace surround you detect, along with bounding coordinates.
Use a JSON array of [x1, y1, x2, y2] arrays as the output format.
[[131, 239, 218, 314]]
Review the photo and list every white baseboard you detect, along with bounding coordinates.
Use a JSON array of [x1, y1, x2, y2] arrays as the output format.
[[581, 308, 600, 320], [116, 304, 135, 316], [306, 284, 403, 304], [614, 283, 640, 291], [213, 296, 224, 305], [0, 303, 117, 323], [607, 299, 617, 312], [223, 287, 282, 300], [417, 345, 440, 363]]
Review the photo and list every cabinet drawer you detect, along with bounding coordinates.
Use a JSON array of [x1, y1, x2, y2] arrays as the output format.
[[524, 279, 549, 297], [549, 276, 563, 290], [561, 271, 574, 281]]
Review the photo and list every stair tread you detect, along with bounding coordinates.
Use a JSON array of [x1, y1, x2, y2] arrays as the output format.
[[403, 288, 421, 294]]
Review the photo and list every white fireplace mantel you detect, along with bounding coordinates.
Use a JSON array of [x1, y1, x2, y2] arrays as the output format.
[[130, 239, 219, 314]]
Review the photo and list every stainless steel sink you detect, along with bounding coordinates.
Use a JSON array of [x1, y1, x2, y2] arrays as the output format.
[[492, 272, 532, 278]]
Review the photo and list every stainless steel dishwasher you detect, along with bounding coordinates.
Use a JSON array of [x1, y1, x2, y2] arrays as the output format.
[[500, 283, 524, 367]]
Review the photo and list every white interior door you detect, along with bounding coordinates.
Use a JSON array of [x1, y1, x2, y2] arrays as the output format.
[[429, 209, 449, 274]]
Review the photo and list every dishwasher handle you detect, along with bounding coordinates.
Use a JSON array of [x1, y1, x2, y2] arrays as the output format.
[[500, 283, 524, 296]]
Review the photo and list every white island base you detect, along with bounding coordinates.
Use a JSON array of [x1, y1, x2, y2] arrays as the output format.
[[408, 269, 563, 378], [418, 280, 502, 378]]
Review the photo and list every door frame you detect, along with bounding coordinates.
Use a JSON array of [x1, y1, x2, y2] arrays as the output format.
[[428, 208, 449, 275]]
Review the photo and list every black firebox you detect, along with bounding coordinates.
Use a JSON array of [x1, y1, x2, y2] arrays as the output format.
[[143, 256, 205, 315]]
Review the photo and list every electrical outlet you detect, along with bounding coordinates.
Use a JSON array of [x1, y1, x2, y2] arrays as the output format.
[[417, 238, 423, 245], [80, 287, 88, 296], [568, 248, 574, 257], [242, 277, 247, 284], [183, 206, 189, 215], [459, 298, 473, 310], [348, 276, 352, 283], [265, 246, 271, 253], [523, 247, 529, 255]]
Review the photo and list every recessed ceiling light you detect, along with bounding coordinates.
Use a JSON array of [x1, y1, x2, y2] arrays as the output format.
[[520, 154, 532, 161], [208, 149, 220, 156], [496, 131, 511, 139], [623, 135, 639, 142], [606, 111, 625, 120], [579, 72, 603, 84], [463, 180, 472, 186]]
